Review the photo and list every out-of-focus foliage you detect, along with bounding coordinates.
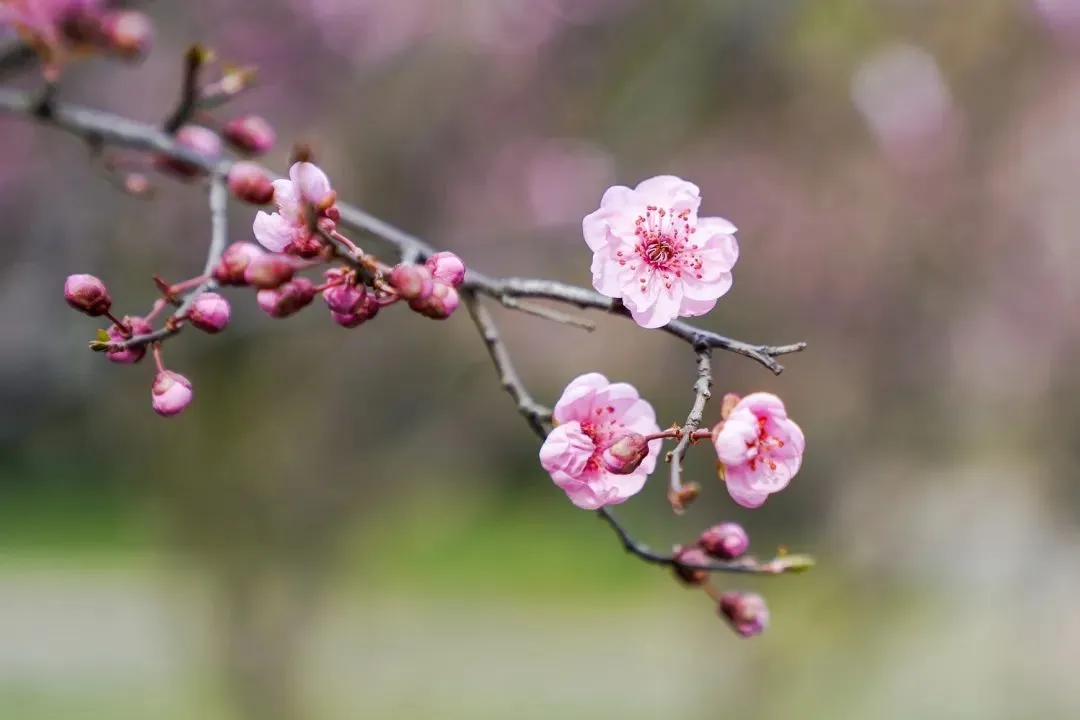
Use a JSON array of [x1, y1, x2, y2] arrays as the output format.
[[2, 0, 1080, 718]]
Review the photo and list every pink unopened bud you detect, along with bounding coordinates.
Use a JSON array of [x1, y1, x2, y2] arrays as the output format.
[[330, 293, 380, 328], [106, 316, 153, 364], [698, 522, 749, 560], [425, 251, 466, 287], [158, 125, 221, 178], [213, 242, 263, 285], [151, 370, 193, 417], [64, 274, 111, 316], [672, 545, 711, 587], [322, 269, 366, 314], [389, 263, 434, 302], [244, 253, 296, 290], [408, 282, 460, 320], [100, 11, 154, 60], [718, 592, 769, 638], [257, 277, 316, 318], [188, 292, 230, 333], [222, 115, 276, 155], [227, 162, 274, 205], [602, 433, 649, 475]]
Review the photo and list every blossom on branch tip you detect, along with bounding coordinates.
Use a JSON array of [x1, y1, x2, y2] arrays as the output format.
[[252, 162, 338, 254], [389, 263, 434, 302], [257, 277, 315, 318], [151, 370, 192, 417], [223, 115, 276, 155], [64, 273, 110, 316], [227, 162, 275, 205], [425, 251, 466, 287], [698, 522, 749, 560], [407, 282, 459, 319], [213, 242, 263, 285], [99, 10, 152, 60], [717, 592, 769, 638], [188, 292, 230, 333], [712, 393, 804, 509], [539, 373, 661, 509], [330, 293, 379, 327], [321, 268, 366, 314], [672, 545, 711, 586], [583, 175, 739, 328], [105, 315, 152, 364], [243, 253, 296, 290]]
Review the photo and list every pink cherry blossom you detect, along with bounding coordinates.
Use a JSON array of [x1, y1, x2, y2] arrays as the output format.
[[252, 161, 336, 253], [539, 372, 661, 509], [583, 175, 739, 328], [712, 392, 805, 509]]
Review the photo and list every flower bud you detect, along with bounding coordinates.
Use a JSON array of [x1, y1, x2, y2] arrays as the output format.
[[672, 545, 711, 587], [227, 161, 274, 205], [64, 274, 111, 316], [244, 253, 296, 290], [99, 11, 154, 60], [330, 293, 380, 328], [151, 370, 193, 417], [698, 522, 749, 560], [601, 433, 649, 475], [322, 269, 366, 314], [389, 263, 434, 302], [257, 277, 316, 318], [106, 316, 153, 364], [718, 592, 769, 638], [222, 115, 276, 155], [158, 125, 221, 178], [408, 282, 460, 320], [425, 251, 466, 287], [213, 242, 263, 285], [188, 292, 230, 333]]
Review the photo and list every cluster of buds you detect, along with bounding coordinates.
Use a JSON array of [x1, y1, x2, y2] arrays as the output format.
[[1, 0, 154, 80], [63, 160, 467, 417], [672, 523, 768, 638]]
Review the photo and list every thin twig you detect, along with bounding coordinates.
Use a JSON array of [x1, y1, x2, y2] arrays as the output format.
[[162, 45, 207, 133], [461, 290, 552, 437], [496, 296, 595, 331], [667, 349, 712, 513]]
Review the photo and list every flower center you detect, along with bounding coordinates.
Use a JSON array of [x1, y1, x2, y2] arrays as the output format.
[[612, 205, 706, 290], [579, 405, 619, 472], [746, 416, 785, 472]]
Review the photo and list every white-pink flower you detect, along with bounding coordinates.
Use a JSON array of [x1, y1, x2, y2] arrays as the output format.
[[712, 393, 805, 509], [539, 373, 662, 509], [583, 175, 739, 328], [252, 161, 336, 253]]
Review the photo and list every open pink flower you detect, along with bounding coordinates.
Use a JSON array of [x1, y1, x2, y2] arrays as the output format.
[[712, 393, 805, 509], [539, 373, 661, 509], [583, 175, 739, 328], [252, 161, 337, 254]]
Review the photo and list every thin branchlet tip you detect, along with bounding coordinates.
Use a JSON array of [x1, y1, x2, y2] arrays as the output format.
[[185, 43, 214, 67], [290, 142, 314, 165]]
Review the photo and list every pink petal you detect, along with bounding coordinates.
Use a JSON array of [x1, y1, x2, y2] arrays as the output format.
[[597, 469, 648, 503], [694, 225, 740, 275], [677, 294, 720, 318], [590, 248, 627, 298], [633, 175, 701, 214], [552, 373, 608, 424], [252, 211, 295, 252], [623, 275, 682, 329], [724, 467, 771, 509], [739, 392, 789, 418], [583, 208, 615, 253], [289, 162, 333, 206], [272, 179, 298, 212], [564, 483, 606, 510], [713, 415, 757, 466], [539, 423, 595, 479]]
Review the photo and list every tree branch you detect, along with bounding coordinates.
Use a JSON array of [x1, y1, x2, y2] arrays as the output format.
[[666, 349, 712, 513]]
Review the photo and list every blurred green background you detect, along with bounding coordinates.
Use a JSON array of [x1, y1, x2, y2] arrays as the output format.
[[3, 0, 1080, 718]]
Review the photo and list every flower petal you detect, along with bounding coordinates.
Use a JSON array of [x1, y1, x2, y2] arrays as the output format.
[[252, 211, 295, 252]]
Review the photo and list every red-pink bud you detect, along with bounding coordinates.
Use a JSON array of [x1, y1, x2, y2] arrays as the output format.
[[408, 282, 460, 320], [151, 370, 193, 417], [698, 522, 749, 560], [226, 162, 274, 205], [330, 293, 380, 328], [106, 316, 153, 364], [601, 433, 649, 475], [425, 251, 466, 287], [718, 592, 769, 638], [99, 11, 154, 60], [64, 273, 111, 316], [158, 125, 221, 178], [187, 292, 230, 333], [244, 253, 296, 290], [257, 277, 316, 318], [222, 115, 276, 155], [389, 263, 434, 302], [213, 242, 263, 285], [322, 269, 366, 314], [672, 545, 711, 587]]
